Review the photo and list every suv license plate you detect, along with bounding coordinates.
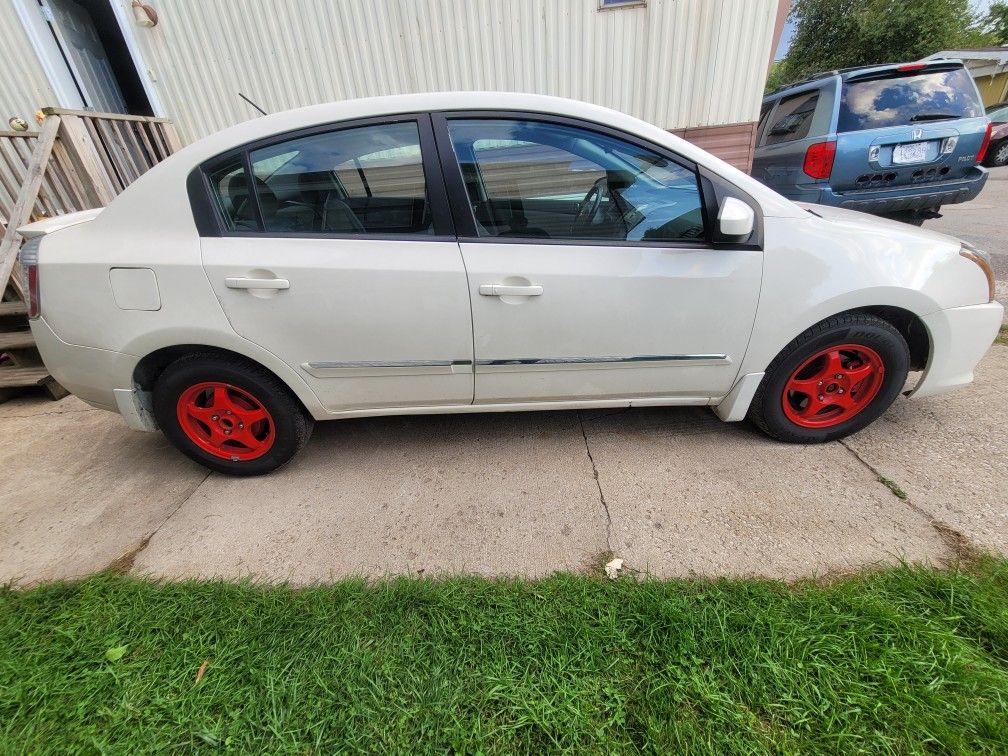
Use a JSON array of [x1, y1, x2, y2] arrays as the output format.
[[893, 142, 929, 164]]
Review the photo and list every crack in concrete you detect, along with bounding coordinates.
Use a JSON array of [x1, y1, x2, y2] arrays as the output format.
[[105, 470, 213, 574], [578, 411, 613, 553], [838, 438, 979, 566]]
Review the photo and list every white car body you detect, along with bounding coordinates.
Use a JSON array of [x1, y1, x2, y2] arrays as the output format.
[[20, 92, 1003, 439]]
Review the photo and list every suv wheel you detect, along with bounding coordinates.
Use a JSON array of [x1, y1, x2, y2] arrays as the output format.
[[988, 140, 1008, 168], [748, 313, 909, 443], [153, 353, 313, 475]]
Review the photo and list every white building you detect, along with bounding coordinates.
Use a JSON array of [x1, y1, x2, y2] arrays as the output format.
[[1, 0, 787, 171]]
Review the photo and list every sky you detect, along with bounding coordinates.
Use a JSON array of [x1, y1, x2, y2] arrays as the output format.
[[774, 0, 997, 60]]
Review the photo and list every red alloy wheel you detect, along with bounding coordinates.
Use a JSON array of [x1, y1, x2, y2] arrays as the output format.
[[781, 344, 885, 428], [175, 381, 275, 461]]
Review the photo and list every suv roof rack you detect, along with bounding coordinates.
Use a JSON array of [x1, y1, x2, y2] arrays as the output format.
[[769, 60, 961, 96]]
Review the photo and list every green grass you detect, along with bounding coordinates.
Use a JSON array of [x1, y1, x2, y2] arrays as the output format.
[[996, 325, 1008, 347], [3, 561, 1008, 754]]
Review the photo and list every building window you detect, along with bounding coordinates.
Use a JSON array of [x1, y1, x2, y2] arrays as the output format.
[[599, 0, 646, 9]]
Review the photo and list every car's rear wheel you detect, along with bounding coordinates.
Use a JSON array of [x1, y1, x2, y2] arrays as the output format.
[[748, 313, 909, 443], [153, 353, 313, 475], [987, 140, 1008, 168]]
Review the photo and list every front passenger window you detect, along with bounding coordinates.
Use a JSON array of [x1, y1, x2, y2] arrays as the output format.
[[446, 118, 705, 243]]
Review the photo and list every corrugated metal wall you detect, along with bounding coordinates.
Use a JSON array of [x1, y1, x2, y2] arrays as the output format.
[[0, 1, 57, 127], [124, 0, 778, 143]]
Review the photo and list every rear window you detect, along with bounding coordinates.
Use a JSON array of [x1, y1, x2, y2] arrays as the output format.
[[763, 91, 820, 145], [837, 66, 982, 132]]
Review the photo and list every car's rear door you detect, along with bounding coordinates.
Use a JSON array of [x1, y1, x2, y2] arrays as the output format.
[[196, 114, 474, 414], [433, 112, 763, 405], [830, 63, 988, 193]]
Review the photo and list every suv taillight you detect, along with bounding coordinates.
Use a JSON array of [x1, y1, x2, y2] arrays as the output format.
[[803, 141, 836, 180], [19, 236, 41, 319], [977, 122, 993, 163]]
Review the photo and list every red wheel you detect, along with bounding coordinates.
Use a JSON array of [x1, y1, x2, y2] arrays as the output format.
[[175, 381, 276, 461], [781, 344, 885, 428]]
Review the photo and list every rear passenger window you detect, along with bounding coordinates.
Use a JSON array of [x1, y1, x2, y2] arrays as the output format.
[[764, 91, 819, 145], [208, 121, 433, 235], [207, 158, 255, 231]]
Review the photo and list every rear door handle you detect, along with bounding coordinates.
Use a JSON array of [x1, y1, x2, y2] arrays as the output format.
[[225, 277, 290, 290], [478, 284, 543, 297]]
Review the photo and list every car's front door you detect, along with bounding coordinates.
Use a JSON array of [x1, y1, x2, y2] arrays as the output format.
[[198, 115, 474, 413], [434, 114, 763, 405]]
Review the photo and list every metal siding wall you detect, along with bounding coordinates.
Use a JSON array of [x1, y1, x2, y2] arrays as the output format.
[[0, 1, 58, 127], [121, 0, 778, 143]]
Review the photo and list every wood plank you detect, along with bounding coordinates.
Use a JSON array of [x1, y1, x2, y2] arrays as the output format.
[[0, 301, 28, 317], [41, 107, 172, 124], [0, 366, 50, 388], [160, 122, 184, 153], [0, 116, 60, 295], [60, 115, 118, 204], [0, 330, 34, 350]]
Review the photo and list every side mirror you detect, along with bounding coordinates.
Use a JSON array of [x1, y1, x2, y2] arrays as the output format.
[[718, 197, 755, 239]]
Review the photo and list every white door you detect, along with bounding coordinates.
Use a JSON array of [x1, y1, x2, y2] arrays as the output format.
[[199, 118, 474, 413], [44, 0, 128, 113], [438, 116, 762, 404]]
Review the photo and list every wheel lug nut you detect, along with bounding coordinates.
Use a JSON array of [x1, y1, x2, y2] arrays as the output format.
[[837, 388, 844, 394], [818, 381, 823, 386], [238, 423, 244, 429], [835, 374, 842, 379], [818, 394, 824, 401], [224, 429, 231, 435], [211, 415, 219, 421]]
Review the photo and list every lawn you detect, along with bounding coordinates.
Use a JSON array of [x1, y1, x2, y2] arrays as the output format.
[[2, 560, 1008, 754]]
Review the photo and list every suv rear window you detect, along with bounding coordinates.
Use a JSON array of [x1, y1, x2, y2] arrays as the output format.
[[837, 66, 982, 132], [764, 91, 819, 145]]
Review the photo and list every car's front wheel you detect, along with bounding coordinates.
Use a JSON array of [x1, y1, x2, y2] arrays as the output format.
[[152, 353, 314, 475], [748, 313, 909, 443]]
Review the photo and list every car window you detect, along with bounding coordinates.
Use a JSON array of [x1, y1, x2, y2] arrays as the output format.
[[763, 91, 819, 145], [446, 118, 705, 242], [228, 121, 433, 235], [986, 105, 1008, 123], [207, 158, 256, 232], [756, 99, 775, 145], [837, 66, 983, 132]]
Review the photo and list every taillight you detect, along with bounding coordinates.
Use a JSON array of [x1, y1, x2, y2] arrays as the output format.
[[977, 122, 993, 163], [19, 236, 41, 319], [803, 141, 836, 180]]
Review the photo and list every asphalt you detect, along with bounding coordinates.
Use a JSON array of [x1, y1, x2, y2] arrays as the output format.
[[1, 169, 1006, 584]]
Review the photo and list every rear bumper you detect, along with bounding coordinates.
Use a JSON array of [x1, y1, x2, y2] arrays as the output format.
[[911, 301, 1004, 399], [28, 316, 137, 414], [817, 169, 988, 214]]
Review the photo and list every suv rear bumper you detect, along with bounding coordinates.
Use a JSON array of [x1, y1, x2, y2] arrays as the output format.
[[815, 168, 988, 214]]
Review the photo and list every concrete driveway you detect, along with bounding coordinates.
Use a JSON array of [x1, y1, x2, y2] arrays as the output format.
[[2, 169, 1006, 585]]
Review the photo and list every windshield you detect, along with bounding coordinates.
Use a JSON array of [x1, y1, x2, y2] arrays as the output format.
[[837, 66, 982, 132]]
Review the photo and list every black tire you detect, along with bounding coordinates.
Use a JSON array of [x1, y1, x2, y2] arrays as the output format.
[[748, 312, 909, 443], [986, 139, 1008, 168], [152, 353, 314, 476]]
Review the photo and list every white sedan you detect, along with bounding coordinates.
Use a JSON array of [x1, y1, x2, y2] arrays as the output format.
[[20, 93, 1003, 475]]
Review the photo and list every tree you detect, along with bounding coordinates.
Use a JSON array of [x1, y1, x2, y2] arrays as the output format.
[[779, 0, 994, 86], [984, 1, 1008, 44]]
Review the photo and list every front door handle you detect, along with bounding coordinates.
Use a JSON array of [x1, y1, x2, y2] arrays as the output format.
[[478, 284, 543, 297], [225, 277, 290, 290]]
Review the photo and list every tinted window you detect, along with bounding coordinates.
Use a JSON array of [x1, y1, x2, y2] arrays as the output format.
[[838, 67, 983, 132], [207, 158, 256, 231], [446, 119, 705, 242], [764, 91, 819, 145], [756, 100, 775, 145], [234, 121, 432, 234], [986, 104, 1008, 123]]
